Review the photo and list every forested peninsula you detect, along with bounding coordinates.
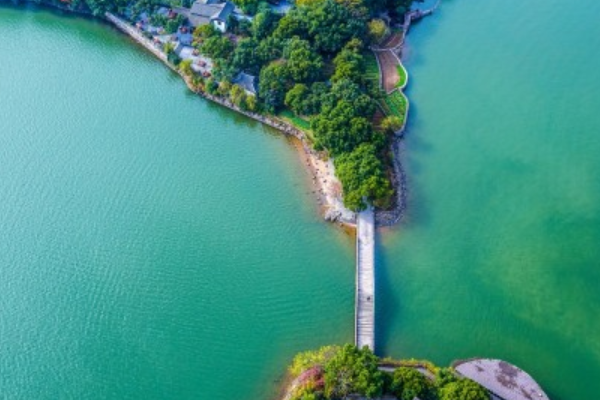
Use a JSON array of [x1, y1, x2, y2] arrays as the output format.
[[10, 0, 414, 216]]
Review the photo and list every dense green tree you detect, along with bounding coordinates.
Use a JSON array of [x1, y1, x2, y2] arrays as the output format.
[[367, 19, 389, 43], [391, 367, 434, 400], [305, 0, 366, 53], [164, 14, 185, 33], [322, 79, 375, 119], [273, 7, 308, 40], [229, 84, 248, 109], [231, 0, 258, 14], [332, 48, 365, 83], [255, 36, 284, 64], [193, 23, 219, 39], [285, 84, 311, 115], [258, 62, 289, 112], [335, 0, 369, 19], [205, 77, 218, 94], [283, 37, 323, 83], [201, 36, 234, 60], [438, 378, 489, 400], [323, 344, 385, 399], [245, 94, 258, 111], [179, 59, 194, 76], [334, 143, 392, 210], [312, 101, 372, 155], [252, 8, 279, 39], [230, 38, 261, 74], [381, 115, 402, 132]]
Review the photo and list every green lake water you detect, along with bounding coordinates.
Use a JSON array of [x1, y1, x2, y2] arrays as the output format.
[[0, 5, 354, 399], [378, 0, 600, 399], [0, 1, 599, 399]]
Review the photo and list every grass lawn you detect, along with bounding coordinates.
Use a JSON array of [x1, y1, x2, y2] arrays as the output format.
[[396, 64, 407, 88], [277, 109, 313, 138], [381, 90, 408, 125], [364, 52, 380, 86]]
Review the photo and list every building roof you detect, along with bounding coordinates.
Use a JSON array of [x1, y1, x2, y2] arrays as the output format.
[[232, 72, 258, 95], [454, 359, 550, 400], [188, 0, 234, 25]]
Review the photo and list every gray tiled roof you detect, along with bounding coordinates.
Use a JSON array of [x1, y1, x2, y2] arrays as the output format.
[[455, 359, 550, 400], [232, 72, 258, 95], [190, 0, 233, 23]]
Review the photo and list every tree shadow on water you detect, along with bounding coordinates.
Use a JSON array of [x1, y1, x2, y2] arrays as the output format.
[[374, 230, 404, 357]]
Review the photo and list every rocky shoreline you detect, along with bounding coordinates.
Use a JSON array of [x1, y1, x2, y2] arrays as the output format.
[[375, 134, 408, 227]]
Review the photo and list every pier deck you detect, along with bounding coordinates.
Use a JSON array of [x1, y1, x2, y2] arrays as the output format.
[[355, 208, 375, 350]]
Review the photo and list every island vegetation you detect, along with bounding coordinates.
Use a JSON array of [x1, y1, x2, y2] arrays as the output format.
[[18, 0, 413, 213], [285, 344, 490, 400]]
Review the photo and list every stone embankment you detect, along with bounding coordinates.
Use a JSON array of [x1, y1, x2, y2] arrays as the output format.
[[373, 3, 441, 227]]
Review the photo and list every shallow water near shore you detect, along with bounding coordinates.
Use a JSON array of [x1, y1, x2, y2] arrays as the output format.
[[378, 0, 600, 398], [0, 5, 354, 399]]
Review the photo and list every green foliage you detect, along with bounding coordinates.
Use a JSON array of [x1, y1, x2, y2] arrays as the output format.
[[258, 62, 289, 112], [230, 38, 261, 74], [382, 90, 407, 123], [179, 59, 194, 76], [231, 0, 259, 14], [312, 101, 372, 155], [367, 18, 389, 44], [391, 367, 435, 400], [164, 42, 181, 65], [283, 37, 323, 83], [201, 36, 234, 60], [363, 51, 380, 86], [229, 84, 247, 107], [252, 8, 279, 39], [285, 346, 491, 400], [334, 143, 392, 210], [381, 115, 402, 132], [278, 109, 312, 131], [205, 77, 219, 94], [323, 344, 385, 399], [290, 346, 339, 376], [285, 84, 311, 115], [324, 79, 376, 119], [396, 63, 407, 88], [164, 14, 185, 34], [193, 23, 219, 39], [149, 13, 167, 27], [245, 94, 258, 111], [332, 46, 365, 84], [217, 79, 232, 96], [438, 378, 489, 400]]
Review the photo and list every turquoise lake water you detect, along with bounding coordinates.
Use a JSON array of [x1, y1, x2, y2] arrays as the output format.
[[0, 6, 354, 399], [1, 1, 599, 399], [378, 0, 600, 399]]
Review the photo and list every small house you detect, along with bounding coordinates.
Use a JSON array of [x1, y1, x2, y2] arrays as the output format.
[[232, 72, 258, 96], [175, 0, 234, 33]]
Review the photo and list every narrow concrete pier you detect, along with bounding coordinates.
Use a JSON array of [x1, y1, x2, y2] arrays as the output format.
[[355, 208, 375, 350]]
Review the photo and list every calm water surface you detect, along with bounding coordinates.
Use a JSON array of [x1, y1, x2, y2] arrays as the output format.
[[1, 1, 599, 399], [379, 0, 600, 399], [0, 5, 353, 399]]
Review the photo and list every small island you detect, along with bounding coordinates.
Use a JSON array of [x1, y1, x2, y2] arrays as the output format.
[[281, 345, 550, 400]]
